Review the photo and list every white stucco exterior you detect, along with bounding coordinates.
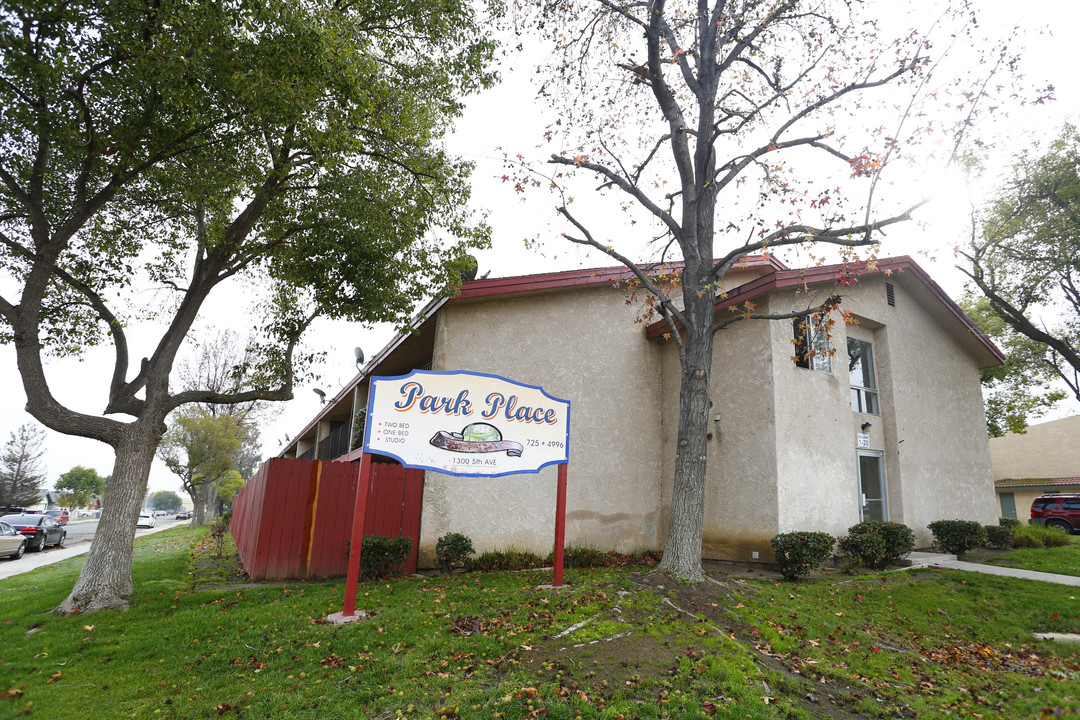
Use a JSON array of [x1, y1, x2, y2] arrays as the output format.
[[283, 256, 1002, 566]]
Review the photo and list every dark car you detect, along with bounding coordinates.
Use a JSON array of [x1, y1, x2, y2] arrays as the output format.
[[0, 521, 27, 560], [0, 514, 66, 551], [1030, 493, 1080, 533]]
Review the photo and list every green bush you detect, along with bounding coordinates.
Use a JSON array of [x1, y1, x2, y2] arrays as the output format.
[[927, 520, 986, 557], [471, 549, 544, 573], [548, 546, 664, 569], [838, 521, 915, 569], [1013, 523, 1072, 549], [1011, 532, 1043, 549], [770, 531, 835, 580], [1042, 526, 1074, 547], [359, 535, 413, 579], [998, 517, 1021, 529], [435, 532, 475, 573], [984, 524, 1014, 550]]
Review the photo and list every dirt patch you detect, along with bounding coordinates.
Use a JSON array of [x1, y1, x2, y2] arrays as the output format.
[[514, 570, 866, 719]]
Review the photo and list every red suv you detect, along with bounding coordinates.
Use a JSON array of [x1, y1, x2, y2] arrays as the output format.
[[1030, 493, 1080, 533]]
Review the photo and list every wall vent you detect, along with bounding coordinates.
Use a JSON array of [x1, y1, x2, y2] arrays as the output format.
[[885, 282, 895, 307]]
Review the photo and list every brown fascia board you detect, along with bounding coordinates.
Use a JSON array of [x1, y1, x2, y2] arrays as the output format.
[[453, 254, 786, 301], [644, 256, 1005, 366], [281, 254, 786, 455]]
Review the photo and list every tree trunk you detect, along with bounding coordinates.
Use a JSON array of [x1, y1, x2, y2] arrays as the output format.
[[191, 480, 217, 527], [656, 286, 715, 582], [55, 428, 158, 614]]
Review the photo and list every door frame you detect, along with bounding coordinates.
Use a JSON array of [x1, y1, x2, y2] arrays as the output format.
[[856, 450, 888, 522]]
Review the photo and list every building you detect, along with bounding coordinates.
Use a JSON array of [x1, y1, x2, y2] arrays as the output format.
[[989, 415, 1080, 520], [280, 255, 1002, 566]]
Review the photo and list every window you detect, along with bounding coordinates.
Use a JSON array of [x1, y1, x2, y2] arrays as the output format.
[[848, 337, 879, 414], [793, 317, 832, 373]]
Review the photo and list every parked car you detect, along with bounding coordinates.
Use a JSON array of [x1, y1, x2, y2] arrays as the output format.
[[0, 521, 27, 560], [0, 513, 66, 551], [137, 512, 155, 528], [1030, 493, 1080, 533], [176, 511, 192, 520], [46, 509, 69, 525]]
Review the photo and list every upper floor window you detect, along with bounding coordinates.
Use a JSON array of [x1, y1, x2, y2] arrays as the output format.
[[793, 317, 832, 373], [848, 337, 879, 414]]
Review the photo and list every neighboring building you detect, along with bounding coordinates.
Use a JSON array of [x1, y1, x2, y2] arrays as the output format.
[[281, 255, 1002, 566], [989, 415, 1080, 521]]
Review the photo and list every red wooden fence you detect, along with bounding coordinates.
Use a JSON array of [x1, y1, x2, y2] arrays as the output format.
[[231, 457, 424, 580]]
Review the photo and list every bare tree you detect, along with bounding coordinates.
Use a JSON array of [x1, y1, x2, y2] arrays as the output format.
[[509, 0, 1036, 579]]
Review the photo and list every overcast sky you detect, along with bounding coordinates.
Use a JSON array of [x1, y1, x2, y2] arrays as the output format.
[[1, 0, 1077, 497]]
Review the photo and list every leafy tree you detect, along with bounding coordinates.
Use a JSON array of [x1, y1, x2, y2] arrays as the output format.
[[0, 0, 495, 613], [510, 0, 1034, 580], [216, 470, 245, 514], [158, 408, 245, 526], [958, 295, 1066, 436], [149, 490, 183, 513], [56, 466, 106, 509], [0, 424, 48, 509], [960, 124, 1080, 411]]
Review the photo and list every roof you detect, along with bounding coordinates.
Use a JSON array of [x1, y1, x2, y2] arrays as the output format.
[[454, 254, 786, 301], [996, 477, 1080, 490], [644, 255, 1005, 366], [280, 255, 784, 454]]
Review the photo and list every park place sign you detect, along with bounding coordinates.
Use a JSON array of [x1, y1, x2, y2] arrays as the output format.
[[363, 370, 570, 477]]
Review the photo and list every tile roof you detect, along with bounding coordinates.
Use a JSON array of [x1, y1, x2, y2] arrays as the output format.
[[995, 477, 1080, 489]]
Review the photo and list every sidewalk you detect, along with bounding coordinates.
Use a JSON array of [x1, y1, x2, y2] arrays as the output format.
[[0, 522, 178, 581], [904, 551, 1080, 586]]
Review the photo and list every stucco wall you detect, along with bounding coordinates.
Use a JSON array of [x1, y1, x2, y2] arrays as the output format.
[[763, 277, 995, 549], [409, 266, 996, 565], [868, 278, 997, 543], [416, 284, 665, 565], [769, 294, 863, 542], [989, 415, 1080, 479]]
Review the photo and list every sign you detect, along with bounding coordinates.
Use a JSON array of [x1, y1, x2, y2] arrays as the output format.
[[857, 433, 870, 449], [364, 370, 570, 476]]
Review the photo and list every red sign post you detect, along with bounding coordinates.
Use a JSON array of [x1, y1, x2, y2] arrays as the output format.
[[330, 371, 571, 623]]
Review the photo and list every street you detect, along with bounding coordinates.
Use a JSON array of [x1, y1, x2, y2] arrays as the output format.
[[0, 514, 188, 580]]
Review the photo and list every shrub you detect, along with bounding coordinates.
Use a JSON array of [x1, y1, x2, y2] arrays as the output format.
[[1013, 523, 1073, 549], [770, 531, 835, 580], [998, 517, 1021, 529], [1041, 526, 1074, 547], [838, 521, 915, 569], [435, 533, 475, 573], [547, 546, 663, 569], [209, 515, 230, 558], [471, 549, 544, 573], [1011, 532, 1043, 549], [927, 520, 986, 557], [984, 524, 1014, 550], [359, 535, 413, 579]]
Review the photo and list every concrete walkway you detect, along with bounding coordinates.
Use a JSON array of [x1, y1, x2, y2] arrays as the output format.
[[904, 551, 1080, 586]]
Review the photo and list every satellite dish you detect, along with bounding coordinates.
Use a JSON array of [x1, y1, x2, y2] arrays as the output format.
[[313, 388, 327, 405], [460, 255, 478, 282], [285, 434, 291, 442], [354, 346, 365, 368]]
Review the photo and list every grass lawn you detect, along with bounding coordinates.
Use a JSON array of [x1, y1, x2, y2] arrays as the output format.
[[979, 534, 1080, 577], [0, 528, 1078, 719]]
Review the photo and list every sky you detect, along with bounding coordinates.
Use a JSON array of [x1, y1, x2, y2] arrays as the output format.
[[1, 0, 1078, 497]]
